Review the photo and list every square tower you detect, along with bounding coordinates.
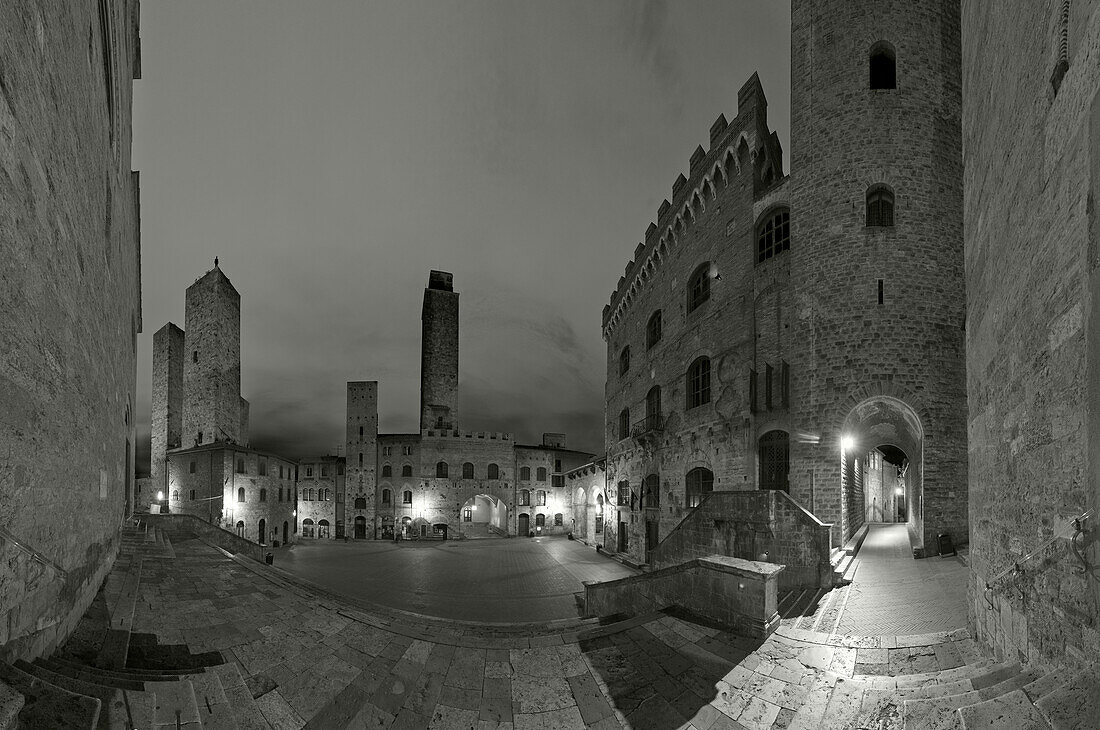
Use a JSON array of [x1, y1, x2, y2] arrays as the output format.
[[181, 265, 242, 448], [151, 322, 185, 493], [420, 270, 459, 431], [346, 381, 378, 538]]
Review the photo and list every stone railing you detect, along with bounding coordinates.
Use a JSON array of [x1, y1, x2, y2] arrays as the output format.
[[583, 555, 783, 638], [649, 489, 833, 590], [141, 513, 266, 563]]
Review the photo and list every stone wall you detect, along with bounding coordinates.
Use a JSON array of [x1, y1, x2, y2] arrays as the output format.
[[567, 460, 607, 544], [298, 455, 344, 539], [650, 490, 832, 590], [0, 0, 141, 661], [584, 555, 783, 638], [375, 434, 420, 539], [962, 0, 1100, 670], [143, 513, 265, 563], [418, 431, 515, 536], [151, 322, 184, 493], [788, 0, 968, 552]]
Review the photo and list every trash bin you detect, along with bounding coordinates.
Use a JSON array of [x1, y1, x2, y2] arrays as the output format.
[[265, 552, 274, 565], [937, 533, 956, 557]]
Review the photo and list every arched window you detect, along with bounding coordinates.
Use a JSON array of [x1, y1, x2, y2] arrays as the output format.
[[259, 488, 267, 502], [520, 489, 530, 506], [487, 463, 500, 480], [646, 310, 662, 349], [619, 346, 630, 376], [646, 386, 661, 428], [402, 464, 412, 477], [535, 513, 546, 527], [171, 489, 179, 502], [436, 461, 448, 478], [382, 488, 392, 504], [870, 41, 896, 89], [536, 467, 547, 481], [237, 487, 245, 503], [402, 490, 413, 504], [619, 408, 630, 440], [644, 474, 660, 509], [687, 357, 711, 409], [617, 480, 631, 507], [554, 513, 563, 526], [757, 208, 790, 263], [686, 467, 714, 508], [687, 262, 711, 313], [382, 464, 392, 477], [866, 185, 895, 227], [324, 489, 332, 501], [354, 496, 367, 509], [536, 490, 546, 506], [520, 466, 531, 481], [463, 462, 474, 479], [189, 489, 196, 501]]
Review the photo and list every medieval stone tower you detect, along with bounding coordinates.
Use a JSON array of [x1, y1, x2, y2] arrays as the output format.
[[345, 381, 379, 539], [180, 265, 245, 449], [787, 0, 967, 554], [151, 323, 185, 491], [419, 270, 459, 431]]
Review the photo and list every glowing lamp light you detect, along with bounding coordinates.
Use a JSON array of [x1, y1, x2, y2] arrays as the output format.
[[157, 490, 164, 501], [895, 487, 904, 496], [293, 510, 297, 517], [840, 435, 855, 452]]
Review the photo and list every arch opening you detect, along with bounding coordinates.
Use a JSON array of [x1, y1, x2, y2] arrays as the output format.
[[460, 494, 508, 535]]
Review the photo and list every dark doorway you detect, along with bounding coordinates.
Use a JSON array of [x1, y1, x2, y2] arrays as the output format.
[[354, 516, 367, 539], [618, 521, 629, 553], [645, 520, 659, 562], [518, 513, 530, 536], [419, 524, 427, 538], [282, 521, 288, 544], [758, 430, 790, 491], [258, 518, 266, 545]]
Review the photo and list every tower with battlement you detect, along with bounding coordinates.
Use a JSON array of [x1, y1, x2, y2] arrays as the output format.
[[151, 323, 185, 493], [420, 270, 459, 431], [346, 381, 378, 538], [181, 265, 245, 448]]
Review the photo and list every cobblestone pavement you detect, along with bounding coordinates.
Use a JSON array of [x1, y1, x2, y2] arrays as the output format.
[[835, 523, 969, 636], [272, 536, 637, 623]]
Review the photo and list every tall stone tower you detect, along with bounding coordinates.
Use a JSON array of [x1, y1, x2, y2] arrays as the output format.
[[787, 1, 967, 554], [346, 381, 378, 538], [181, 265, 244, 448], [151, 323, 185, 492], [420, 270, 459, 431]]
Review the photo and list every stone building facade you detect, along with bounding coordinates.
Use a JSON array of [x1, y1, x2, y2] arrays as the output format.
[[297, 455, 345, 540], [0, 0, 142, 661], [962, 0, 1100, 670], [598, 0, 967, 566]]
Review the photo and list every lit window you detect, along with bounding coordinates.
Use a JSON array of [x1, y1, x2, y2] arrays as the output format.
[[520, 489, 530, 506], [536, 490, 546, 506]]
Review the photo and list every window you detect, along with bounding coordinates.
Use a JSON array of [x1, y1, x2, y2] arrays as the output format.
[[189, 461, 196, 474], [402, 464, 412, 477], [258, 460, 267, 476], [355, 496, 367, 509], [237, 487, 245, 503], [259, 488, 267, 502], [192, 351, 198, 363], [866, 185, 895, 227], [402, 490, 413, 504], [487, 463, 499, 480], [687, 263, 711, 313], [307, 488, 315, 501], [646, 310, 662, 349], [382, 446, 392, 456], [686, 467, 714, 508], [757, 208, 790, 263], [520, 489, 530, 506], [554, 513, 563, 527], [279, 465, 284, 479], [537, 467, 547, 481], [402, 446, 412, 456], [382, 488, 392, 504], [189, 489, 196, 501], [463, 462, 474, 479], [278, 487, 283, 502], [306, 466, 313, 478], [236, 457, 245, 474], [619, 346, 630, 376], [520, 466, 531, 481], [171, 489, 179, 502], [619, 408, 630, 440], [552, 474, 564, 488], [646, 385, 662, 428], [358, 453, 363, 467], [197, 431, 203, 444], [644, 474, 660, 509], [687, 357, 711, 409], [338, 464, 344, 476], [436, 461, 448, 478], [869, 41, 896, 89], [321, 466, 329, 477], [382, 464, 392, 477], [554, 459, 561, 472], [359, 426, 364, 438], [536, 490, 546, 506], [617, 481, 631, 507], [535, 513, 546, 527], [463, 508, 472, 522]]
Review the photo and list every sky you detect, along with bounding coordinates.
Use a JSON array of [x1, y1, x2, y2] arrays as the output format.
[[132, 0, 792, 471]]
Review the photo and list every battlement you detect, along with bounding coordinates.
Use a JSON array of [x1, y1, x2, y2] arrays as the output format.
[[601, 73, 778, 340], [421, 429, 513, 441], [427, 270, 453, 292]]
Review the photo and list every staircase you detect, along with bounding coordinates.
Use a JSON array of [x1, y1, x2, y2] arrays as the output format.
[[461, 522, 505, 540]]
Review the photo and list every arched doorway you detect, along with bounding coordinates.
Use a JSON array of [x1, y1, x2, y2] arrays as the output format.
[[574, 487, 587, 539], [594, 495, 604, 535], [282, 521, 288, 544], [354, 516, 367, 539], [518, 513, 530, 537], [758, 430, 790, 492], [302, 518, 314, 538], [236, 520, 245, 538], [258, 518, 266, 545], [400, 516, 412, 538], [459, 494, 507, 536], [842, 396, 924, 551], [318, 519, 330, 539], [381, 516, 394, 540]]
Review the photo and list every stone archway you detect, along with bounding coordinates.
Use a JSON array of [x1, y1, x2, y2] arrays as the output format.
[[460, 494, 508, 536], [842, 396, 924, 552]]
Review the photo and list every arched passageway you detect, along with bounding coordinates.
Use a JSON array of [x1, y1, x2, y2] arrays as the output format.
[[862, 445, 910, 524], [460, 494, 508, 536]]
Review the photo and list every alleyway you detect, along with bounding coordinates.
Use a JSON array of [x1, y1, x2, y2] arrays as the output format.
[[836, 523, 969, 636]]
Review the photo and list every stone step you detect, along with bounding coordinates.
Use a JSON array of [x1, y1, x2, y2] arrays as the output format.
[[186, 665, 240, 728], [0, 679, 24, 730], [778, 588, 803, 616], [14, 659, 130, 729], [0, 660, 101, 730], [148, 678, 202, 728], [209, 662, 264, 729], [43, 655, 196, 683], [958, 688, 1052, 729], [842, 556, 860, 584], [35, 658, 148, 690], [1033, 665, 1100, 729], [901, 662, 1025, 730]]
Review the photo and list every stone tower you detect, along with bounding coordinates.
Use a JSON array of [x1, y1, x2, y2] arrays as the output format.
[[181, 265, 244, 448], [419, 270, 459, 431], [151, 323, 185, 493], [787, 0, 967, 554], [346, 381, 378, 538]]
